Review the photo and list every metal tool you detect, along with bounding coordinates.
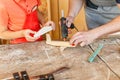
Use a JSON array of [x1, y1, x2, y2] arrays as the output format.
[[20, 71, 30, 80], [60, 10, 78, 41], [39, 74, 54, 80], [13, 72, 21, 80], [2, 67, 70, 80]]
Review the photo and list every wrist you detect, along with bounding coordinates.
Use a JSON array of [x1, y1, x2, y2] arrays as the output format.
[[89, 29, 101, 39], [21, 30, 26, 37], [68, 13, 75, 19]]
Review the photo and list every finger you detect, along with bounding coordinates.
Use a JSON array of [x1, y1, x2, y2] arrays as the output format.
[[28, 30, 36, 35], [51, 22, 55, 30], [47, 22, 55, 30], [70, 32, 82, 43], [66, 17, 73, 23], [70, 35, 83, 44], [44, 21, 55, 30], [71, 32, 82, 39], [80, 41, 86, 47], [68, 29, 72, 34], [45, 21, 53, 26], [73, 38, 84, 46], [66, 17, 74, 27], [26, 36, 36, 41]]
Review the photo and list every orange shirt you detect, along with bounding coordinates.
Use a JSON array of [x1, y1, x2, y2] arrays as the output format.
[[0, 0, 40, 31]]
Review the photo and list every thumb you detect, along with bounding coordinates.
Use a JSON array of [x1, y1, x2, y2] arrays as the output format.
[[28, 30, 36, 34], [66, 21, 72, 28]]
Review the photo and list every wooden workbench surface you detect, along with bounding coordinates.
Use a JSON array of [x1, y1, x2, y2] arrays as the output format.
[[0, 38, 120, 80]]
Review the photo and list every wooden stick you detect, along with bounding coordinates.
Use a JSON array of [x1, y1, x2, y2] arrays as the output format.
[[46, 34, 75, 47]]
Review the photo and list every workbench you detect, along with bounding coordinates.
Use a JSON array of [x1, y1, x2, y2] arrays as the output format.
[[0, 38, 120, 80]]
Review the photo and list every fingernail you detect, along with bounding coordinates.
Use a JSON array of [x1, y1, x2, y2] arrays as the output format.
[[71, 44, 75, 46]]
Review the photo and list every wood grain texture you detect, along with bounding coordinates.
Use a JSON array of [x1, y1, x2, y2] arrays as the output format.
[[0, 38, 120, 80], [46, 34, 75, 47]]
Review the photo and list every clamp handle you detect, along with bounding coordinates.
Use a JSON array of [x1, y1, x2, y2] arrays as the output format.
[[20, 71, 30, 80], [13, 72, 21, 80]]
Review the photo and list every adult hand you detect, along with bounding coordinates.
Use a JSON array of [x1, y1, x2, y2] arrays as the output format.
[[44, 21, 55, 30], [66, 16, 75, 27], [23, 29, 37, 41], [70, 31, 98, 47]]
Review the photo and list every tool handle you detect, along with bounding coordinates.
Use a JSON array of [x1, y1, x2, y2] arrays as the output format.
[[88, 44, 104, 62], [60, 17, 68, 39], [60, 17, 75, 39]]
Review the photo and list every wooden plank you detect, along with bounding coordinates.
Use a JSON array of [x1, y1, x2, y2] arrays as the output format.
[[46, 34, 75, 47], [0, 38, 119, 80]]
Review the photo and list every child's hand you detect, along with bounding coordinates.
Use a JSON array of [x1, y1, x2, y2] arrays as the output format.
[[23, 29, 37, 41], [44, 21, 55, 30]]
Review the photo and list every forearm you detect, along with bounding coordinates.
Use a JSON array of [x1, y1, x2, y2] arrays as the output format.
[[68, 0, 83, 17], [37, 8, 46, 26], [0, 29, 25, 40], [91, 16, 120, 38]]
